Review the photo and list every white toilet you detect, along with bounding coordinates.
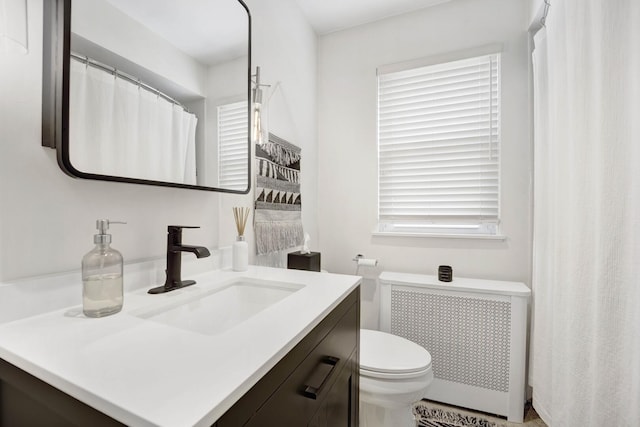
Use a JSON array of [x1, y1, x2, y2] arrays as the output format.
[[359, 329, 433, 427]]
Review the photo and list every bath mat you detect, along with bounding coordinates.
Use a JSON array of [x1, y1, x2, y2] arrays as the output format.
[[413, 400, 547, 427], [254, 133, 303, 255], [419, 422, 489, 427], [414, 402, 498, 427]]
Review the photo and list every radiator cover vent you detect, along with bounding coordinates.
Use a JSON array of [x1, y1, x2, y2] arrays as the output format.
[[380, 271, 530, 422], [391, 289, 511, 392]]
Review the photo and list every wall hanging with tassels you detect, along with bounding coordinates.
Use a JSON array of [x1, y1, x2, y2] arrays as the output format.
[[254, 133, 303, 255]]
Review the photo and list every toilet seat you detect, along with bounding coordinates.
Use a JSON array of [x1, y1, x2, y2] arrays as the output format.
[[360, 329, 432, 380]]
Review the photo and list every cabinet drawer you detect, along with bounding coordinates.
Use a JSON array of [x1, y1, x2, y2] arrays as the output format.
[[215, 288, 360, 427], [245, 303, 358, 426]]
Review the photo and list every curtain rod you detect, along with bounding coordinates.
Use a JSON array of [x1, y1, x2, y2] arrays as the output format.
[[70, 52, 192, 113]]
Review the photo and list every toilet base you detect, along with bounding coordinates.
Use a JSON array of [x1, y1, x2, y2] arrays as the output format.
[[359, 400, 416, 427]]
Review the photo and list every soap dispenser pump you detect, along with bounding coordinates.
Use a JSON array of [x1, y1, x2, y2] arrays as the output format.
[[82, 219, 126, 318]]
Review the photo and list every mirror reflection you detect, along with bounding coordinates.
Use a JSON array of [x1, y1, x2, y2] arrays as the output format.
[[68, 0, 250, 191]]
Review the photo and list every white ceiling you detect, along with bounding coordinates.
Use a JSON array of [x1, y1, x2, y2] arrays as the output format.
[[294, 0, 452, 35], [104, 0, 248, 65], [101, 0, 451, 64]]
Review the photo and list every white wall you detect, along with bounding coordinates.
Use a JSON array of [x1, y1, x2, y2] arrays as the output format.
[[317, 0, 531, 285], [528, 0, 545, 29], [0, 0, 317, 281], [218, 0, 318, 263]]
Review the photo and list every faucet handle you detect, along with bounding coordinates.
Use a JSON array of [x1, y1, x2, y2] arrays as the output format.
[[167, 225, 200, 234], [167, 225, 201, 244]]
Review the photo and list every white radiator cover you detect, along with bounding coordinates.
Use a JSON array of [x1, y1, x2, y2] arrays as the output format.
[[379, 272, 530, 423]]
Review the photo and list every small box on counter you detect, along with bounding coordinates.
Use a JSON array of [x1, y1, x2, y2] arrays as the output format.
[[287, 251, 321, 272], [438, 265, 453, 282]]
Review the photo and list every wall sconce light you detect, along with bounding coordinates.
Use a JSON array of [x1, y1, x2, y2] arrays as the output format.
[[252, 66, 270, 145]]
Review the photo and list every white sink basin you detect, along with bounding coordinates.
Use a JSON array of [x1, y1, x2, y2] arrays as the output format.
[[134, 278, 304, 335]]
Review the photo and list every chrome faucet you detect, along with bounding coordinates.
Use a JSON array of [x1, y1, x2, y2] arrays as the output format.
[[148, 226, 211, 294]]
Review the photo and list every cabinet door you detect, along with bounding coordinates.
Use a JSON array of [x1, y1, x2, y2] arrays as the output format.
[[243, 304, 358, 427], [0, 359, 124, 427], [308, 352, 357, 427], [215, 289, 360, 427]]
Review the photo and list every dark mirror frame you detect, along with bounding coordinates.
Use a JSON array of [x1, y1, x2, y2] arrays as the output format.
[[41, 0, 252, 194]]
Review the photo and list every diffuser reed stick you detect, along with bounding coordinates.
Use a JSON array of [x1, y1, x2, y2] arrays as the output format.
[[233, 207, 250, 237]]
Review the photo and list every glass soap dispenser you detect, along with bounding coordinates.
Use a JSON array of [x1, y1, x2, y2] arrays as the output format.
[[82, 219, 126, 318]]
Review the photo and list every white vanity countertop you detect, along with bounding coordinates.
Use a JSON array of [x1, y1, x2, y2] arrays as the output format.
[[0, 266, 360, 427]]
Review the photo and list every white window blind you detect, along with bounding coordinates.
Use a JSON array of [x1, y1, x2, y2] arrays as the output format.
[[218, 101, 249, 191], [377, 53, 501, 235]]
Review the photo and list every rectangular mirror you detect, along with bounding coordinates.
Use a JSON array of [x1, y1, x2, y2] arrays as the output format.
[[42, 0, 252, 193]]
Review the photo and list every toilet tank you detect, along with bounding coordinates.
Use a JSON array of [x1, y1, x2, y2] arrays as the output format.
[[379, 271, 530, 423]]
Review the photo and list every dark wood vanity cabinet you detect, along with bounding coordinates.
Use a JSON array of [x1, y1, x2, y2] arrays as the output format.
[[215, 288, 360, 427], [0, 287, 359, 427], [0, 357, 125, 427]]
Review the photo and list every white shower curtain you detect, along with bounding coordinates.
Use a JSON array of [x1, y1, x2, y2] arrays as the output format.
[[530, 1, 640, 426], [69, 58, 197, 184]]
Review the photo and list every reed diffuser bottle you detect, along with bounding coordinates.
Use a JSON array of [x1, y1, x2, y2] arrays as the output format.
[[232, 207, 250, 271]]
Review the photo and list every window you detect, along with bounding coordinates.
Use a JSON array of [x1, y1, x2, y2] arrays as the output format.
[[377, 53, 501, 237], [218, 101, 249, 190]]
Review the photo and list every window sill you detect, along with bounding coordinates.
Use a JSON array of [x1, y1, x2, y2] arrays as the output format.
[[371, 231, 507, 241]]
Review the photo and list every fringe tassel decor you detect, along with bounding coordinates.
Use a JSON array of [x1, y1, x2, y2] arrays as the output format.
[[254, 220, 304, 255]]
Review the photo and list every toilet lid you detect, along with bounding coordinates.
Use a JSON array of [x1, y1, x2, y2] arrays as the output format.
[[360, 329, 432, 375]]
